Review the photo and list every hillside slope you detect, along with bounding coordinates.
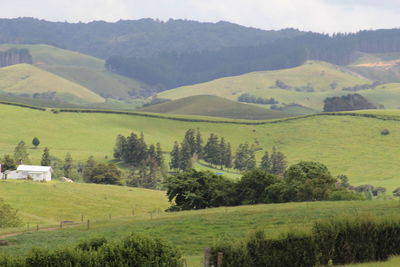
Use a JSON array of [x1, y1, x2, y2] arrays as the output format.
[[159, 60, 400, 110], [0, 44, 149, 99], [0, 64, 104, 103], [140, 95, 293, 120], [0, 180, 168, 224], [158, 61, 370, 110], [1, 104, 400, 190]]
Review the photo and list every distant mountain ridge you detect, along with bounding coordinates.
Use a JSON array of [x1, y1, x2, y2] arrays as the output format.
[[0, 17, 304, 58]]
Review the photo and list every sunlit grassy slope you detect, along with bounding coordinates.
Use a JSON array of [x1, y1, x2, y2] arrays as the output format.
[[0, 180, 168, 225], [140, 95, 293, 119], [0, 44, 147, 99], [158, 60, 400, 111], [158, 61, 370, 109], [0, 64, 104, 103], [348, 52, 400, 83], [2, 104, 400, 190]]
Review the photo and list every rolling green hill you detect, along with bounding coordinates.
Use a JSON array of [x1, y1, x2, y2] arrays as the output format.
[[0, 64, 104, 103], [158, 61, 371, 110], [0, 44, 148, 100], [139, 95, 293, 120], [158, 60, 400, 111], [1, 104, 400, 191], [348, 52, 400, 83]]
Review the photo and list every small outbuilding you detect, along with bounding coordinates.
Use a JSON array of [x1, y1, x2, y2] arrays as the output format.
[[2, 165, 52, 181]]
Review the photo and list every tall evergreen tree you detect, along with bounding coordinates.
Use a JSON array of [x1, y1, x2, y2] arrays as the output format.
[[183, 129, 196, 156], [63, 153, 73, 178], [270, 147, 288, 176], [155, 143, 164, 168], [203, 134, 219, 166], [169, 141, 181, 170], [260, 151, 271, 172], [113, 135, 126, 160], [195, 128, 203, 158], [83, 156, 96, 182], [40, 147, 51, 166], [180, 141, 193, 171], [224, 143, 232, 169], [13, 141, 30, 164], [218, 138, 227, 168]]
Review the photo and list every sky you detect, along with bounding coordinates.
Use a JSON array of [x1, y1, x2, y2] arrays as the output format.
[[0, 0, 399, 33]]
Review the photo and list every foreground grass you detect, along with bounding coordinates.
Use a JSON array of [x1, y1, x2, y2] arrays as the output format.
[[345, 256, 400, 267], [1, 200, 400, 266], [0, 180, 169, 224]]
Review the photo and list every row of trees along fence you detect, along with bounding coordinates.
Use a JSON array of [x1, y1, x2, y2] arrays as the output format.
[[207, 216, 400, 267]]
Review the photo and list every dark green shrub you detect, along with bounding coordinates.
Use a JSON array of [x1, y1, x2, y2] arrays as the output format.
[[327, 190, 365, 201], [76, 237, 108, 251], [0, 233, 181, 267], [210, 217, 400, 267]]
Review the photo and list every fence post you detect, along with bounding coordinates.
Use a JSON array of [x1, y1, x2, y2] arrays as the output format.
[[27, 223, 29, 231], [81, 214, 84, 222], [109, 214, 112, 220], [60, 221, 63, 229], [217, 252, 223, 267], [204, 248, 211, 267], [36, 224, 39, 231], [87, 220, 90, 230], [132, 209, 135, 216]]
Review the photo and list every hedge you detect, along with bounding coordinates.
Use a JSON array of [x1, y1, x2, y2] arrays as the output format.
[[210, 216, 400, 266], [0, 233, 182, 267]]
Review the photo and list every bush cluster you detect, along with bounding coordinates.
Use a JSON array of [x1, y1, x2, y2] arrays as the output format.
[[0, 233, 182, 267], [166, 162, 362, 211], [210, 216, 400, 267]]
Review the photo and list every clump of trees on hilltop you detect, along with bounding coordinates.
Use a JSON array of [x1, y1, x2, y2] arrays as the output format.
[[113, 132, 165, 189], [323, 94, 379, 112], [169, 129, 287, 173], [165, 161, 364, 211]]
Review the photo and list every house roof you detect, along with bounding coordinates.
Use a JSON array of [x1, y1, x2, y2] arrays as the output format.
[[17, 165, 52, 172]]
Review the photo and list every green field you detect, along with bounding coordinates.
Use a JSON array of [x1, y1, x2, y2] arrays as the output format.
[[140, 95, 293, 120], [1, 104, 400, 191], [0, 180, 168, 225], [0, 44, 147, 101], [158, 61, 370, 110], [158, 60, 400, 111], [1, 188, 400, 266], [0, 64, 104, 103]]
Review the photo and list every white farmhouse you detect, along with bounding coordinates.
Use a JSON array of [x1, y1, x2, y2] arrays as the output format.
[[1, 165, 52, 181]]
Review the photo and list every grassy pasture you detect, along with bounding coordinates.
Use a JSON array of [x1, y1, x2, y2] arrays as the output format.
[[140, 95, 293, 120], [1, 198, 400, 266], [158, 60, 400, 111], [158, 61, 369, 109], [0, 64, 104, 103], [0, 180, 168, 225], [0, 44, 147, 101], [2, 104, 400, 190]]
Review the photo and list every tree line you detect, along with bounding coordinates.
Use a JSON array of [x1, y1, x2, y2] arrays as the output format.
[[106, 29, 400, 89], [113, 132, 166, 188], [0, 48, 32, 68], [237, 93, 278, 105], [169, 129, 287, 174], [165, 162, 364, 211]]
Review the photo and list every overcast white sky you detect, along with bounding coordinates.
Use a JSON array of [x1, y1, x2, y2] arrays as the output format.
[[1, 0, 399, 33]]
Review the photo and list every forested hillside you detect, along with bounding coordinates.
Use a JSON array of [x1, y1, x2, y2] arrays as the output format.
[[107, 30, 400, 88], [0, 18, 303, 58]]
